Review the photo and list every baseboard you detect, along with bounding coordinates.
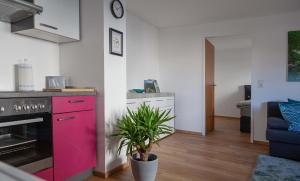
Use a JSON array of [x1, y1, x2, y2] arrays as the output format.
[[176, 129, 202, 136], [93, 162, 129, 178], [253, 140, 269, 146], [215, 115, 240, 120]]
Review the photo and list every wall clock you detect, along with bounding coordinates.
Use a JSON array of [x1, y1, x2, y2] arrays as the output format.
[[111, 0, 124, 19]]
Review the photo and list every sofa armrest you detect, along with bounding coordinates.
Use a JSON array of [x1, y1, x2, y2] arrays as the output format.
[[267, 117, 288, 130]]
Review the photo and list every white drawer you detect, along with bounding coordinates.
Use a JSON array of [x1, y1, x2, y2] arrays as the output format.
[[127, 99, 140, 111], [153, 97, 174, 108], [127, 96, 175, 110]]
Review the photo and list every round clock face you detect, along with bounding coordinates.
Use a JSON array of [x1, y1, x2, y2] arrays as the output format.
[[111, 0, 124, 19]]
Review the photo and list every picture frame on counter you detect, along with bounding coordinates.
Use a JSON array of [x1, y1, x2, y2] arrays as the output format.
[[109, 28, 123, 56]]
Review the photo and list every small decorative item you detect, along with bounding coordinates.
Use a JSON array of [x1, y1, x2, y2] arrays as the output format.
[[129, 89, 145, 93], [109, 28, 123, 56], [111, 0, 124, 19], [45, 76, 66, 89], [15, 59, 34, 91], [144, 79, 160, 93], [288, 31, 300, 81]]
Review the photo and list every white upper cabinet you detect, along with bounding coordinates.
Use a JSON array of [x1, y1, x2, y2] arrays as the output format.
[[12, 0, 80, 43]]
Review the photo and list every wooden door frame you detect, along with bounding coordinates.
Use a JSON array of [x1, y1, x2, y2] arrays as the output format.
[[201, 36, 254, 143], [204, 39, 215, 134], [201, 38, 207, 136]]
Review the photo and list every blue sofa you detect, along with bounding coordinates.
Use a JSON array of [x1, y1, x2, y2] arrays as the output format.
[[266, 102, 300, 161]]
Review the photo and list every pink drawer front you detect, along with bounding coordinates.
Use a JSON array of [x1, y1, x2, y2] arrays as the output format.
[[52, 96, 96, 114], [34, 168, 53, 181]]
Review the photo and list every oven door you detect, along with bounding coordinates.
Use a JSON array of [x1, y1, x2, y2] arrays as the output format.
[[0, 113, 52, 173]]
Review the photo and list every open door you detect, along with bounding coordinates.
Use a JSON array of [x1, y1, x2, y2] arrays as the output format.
[[205, 39, 215, 133]]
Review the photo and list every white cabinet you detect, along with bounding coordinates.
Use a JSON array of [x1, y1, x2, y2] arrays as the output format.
[[12, 0, 80, 43], [126, 99, 140, 112], [126, 97, 175, 139]]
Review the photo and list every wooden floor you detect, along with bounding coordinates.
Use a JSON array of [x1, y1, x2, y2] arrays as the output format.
[[86, 117, 268, 181]]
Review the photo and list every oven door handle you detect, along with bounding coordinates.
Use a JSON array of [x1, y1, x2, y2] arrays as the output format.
[[0, 118, 44, 128]]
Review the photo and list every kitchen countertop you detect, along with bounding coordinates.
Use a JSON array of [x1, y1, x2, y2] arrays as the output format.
[[127, 92, 175, 99], [0, 91, 96, 98]]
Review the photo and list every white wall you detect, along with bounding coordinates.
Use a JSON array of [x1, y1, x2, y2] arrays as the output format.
[[159, 31, 204, 133], [126, 13, 160, 89], [0, 22, 59, 91], [159, 11, 300, 141], [209, 36, 252, 118], [103, 0, 127, 172]]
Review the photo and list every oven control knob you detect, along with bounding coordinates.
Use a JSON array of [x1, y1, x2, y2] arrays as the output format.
[[14, 105, 21, 111], [26, 105, 30, 110], [22, 105, 27, 110], [30, 105, 35, 110], [34, 105, 38, 109], [39, 104, 45, 109], [0, 106, 5, 112]]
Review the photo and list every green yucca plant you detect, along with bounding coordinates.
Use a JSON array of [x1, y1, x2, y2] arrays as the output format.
[[113, 103, 175, 161]]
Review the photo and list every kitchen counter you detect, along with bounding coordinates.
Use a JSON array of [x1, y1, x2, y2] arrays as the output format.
[[127, 92, 175, 99], [0, 91, 96, 98]]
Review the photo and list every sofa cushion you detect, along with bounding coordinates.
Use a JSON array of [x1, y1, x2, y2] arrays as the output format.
[[288, 98, 300, 103], [267, 102, 284, 119], [267, 117, 288, 130], [279, 103, 300, 132], [267, 129, 300, 145]]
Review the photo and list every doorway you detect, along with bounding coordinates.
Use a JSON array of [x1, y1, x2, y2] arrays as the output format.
[[205, 35, 252, 141]]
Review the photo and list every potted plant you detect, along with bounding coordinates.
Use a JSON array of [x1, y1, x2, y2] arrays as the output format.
[[113, 103, 175, 181]]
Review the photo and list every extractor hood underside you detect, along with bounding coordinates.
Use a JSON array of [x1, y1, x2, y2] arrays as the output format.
[[0, 0, 42, 23]]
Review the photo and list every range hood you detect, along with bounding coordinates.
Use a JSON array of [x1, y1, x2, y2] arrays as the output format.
[[0, 0, 42, 23]]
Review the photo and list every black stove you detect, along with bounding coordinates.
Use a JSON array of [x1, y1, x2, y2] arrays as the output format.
[[0, 97, 52, 174]]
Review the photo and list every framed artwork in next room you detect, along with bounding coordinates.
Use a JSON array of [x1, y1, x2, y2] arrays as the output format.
[[109, 28, 123, 56], [288, 31, 300, 81]]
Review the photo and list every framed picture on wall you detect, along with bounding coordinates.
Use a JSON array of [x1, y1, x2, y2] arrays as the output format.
[[288, 31, 300, 81], [109, 28, 123, 56]]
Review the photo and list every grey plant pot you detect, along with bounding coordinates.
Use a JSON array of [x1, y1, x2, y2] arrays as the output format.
[[130, 154, 158, 181]]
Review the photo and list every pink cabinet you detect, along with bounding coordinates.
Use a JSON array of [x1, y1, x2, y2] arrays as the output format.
[[52, 96, 96, 181], [34, 168, 54, 181], [52, 96, 96, 114]]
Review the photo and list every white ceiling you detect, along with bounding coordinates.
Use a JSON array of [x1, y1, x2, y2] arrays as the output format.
[[126, 0, 300, 28]]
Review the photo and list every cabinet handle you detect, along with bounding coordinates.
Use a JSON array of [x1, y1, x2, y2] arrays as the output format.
[[156, 100, 164, 102], [58, 116, 75, 121], [68, 100, 85, 103], [40, 23, 58, 30], [127, 102, 136, 105]]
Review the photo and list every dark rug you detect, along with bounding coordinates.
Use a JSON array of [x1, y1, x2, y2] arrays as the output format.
[[251, 155, 300, 181]]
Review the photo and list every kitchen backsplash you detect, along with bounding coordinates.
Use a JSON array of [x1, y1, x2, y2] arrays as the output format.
[[0, 22, 60, 91]]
